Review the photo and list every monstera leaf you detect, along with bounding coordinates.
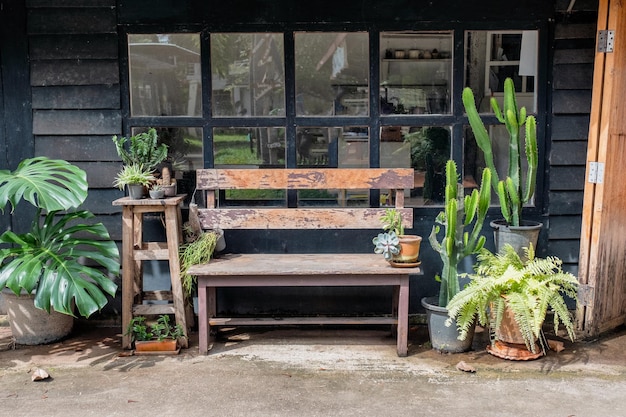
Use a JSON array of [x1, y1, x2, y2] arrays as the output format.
[[0, 157, 88, 213], [0, 210, 119, 318]]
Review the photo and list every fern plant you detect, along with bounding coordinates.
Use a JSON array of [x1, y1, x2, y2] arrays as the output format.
[[446, 244, 579, 354], [112, 128, 168, 170]]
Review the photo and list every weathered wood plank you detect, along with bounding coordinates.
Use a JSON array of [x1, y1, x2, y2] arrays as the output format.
[[552, 90, 593, 114], [32, 85, 120, 109], [548, 191, 584, 215], [197, 207, 413, 230], [554, 23, 596, 40], [550, 141, 588, 165], [547, 240, 581, 264], [550, 166, 586, 191], [553, 64, 595, 90], [31, 60, 119, 86], [27, 0, 115, 7], [27, 8, 116, 34], [548, 216, 583, 239], [551, 115, 591, 140], [35, 136, 120, 161], [33, 110, 121, 135], [196, 168, 415, 190], [554, 49, 595, 65], [73, 161, 121, 188], [29, 34, 118, 60]]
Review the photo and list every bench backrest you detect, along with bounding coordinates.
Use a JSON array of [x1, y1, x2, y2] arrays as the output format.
[[194, 168, 414, 230]]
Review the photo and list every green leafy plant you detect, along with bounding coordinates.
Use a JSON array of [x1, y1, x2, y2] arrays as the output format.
[[125, 315, 185, 343], [429, 160, 491, 307], [379, 208, 405, 236], [446, 244, 579, 354], [462, 77, 538, 227], [0, 157, 119, 317], [113, 164, 155, 189], [112, 128, 168, 171], [179, 230, 219, 296], [372, 231, 401, 261]]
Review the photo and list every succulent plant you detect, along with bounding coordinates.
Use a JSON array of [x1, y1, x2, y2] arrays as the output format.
[[373, 231, 401, 261]]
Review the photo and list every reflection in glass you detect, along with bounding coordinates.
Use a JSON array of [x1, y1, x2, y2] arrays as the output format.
[[380, 32, 452, 115], [210, 33, 285, 117], [213, 127, 285, 167], [128, 34, 201, 117], [295, 32, 369, 116]]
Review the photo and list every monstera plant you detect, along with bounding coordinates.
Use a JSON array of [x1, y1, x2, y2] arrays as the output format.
[[0, 157, 119, 321]]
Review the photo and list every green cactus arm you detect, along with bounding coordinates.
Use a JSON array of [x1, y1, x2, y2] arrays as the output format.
[[429, 224, 443, 253], [445, 198, 457, 243], [491, 97, 505, 124], [463, 88, 500, 189], [519, 106, 527, 126], [505, 176, 521, 226], [463, 168, 491, 255], [503, 78, 519, 123], [464, 190, 479, 226], [497, 180, 513, 224], [523, 115, 538, 204]]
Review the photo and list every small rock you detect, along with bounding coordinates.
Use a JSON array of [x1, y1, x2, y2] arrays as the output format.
[[548, 339, 565, 353], [455, 361, 476, 373], [31, 368, 50, 381]]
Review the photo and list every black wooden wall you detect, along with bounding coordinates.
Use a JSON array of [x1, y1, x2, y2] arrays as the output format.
[[0, 0, 598, 318], [548, 0, 598, 275]]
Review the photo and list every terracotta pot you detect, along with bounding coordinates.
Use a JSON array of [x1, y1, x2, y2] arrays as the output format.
[[135, 339, 178, 352], [488, 302, 543, 361], [390, 234, 421, 266]]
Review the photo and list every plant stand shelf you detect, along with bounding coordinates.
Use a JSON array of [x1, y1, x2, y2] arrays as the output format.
[[113, 195, 190, 349]]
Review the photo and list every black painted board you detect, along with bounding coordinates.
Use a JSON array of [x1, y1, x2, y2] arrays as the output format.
[[553, 64, 594, 90], [549, 166, 586, 191], [552, 90, 593, 114], [74, 161, 122, 188], [35, 136, 120, 161], [30, 34, 118, 60], [33, 110, 121, 135], [31, 60, 119, 86], [27, 8, 116, 34], [548, 215, 583, 239], [32, 85, 120, 109], [550, 141, 588, 165], [551, 115, 591, 140], [548, 191, 584, 215]]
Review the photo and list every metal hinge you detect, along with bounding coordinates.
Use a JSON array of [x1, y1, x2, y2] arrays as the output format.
[[598, 30, 615, 53], [588, 161, 605, 184], [578, 284, 594, 307]]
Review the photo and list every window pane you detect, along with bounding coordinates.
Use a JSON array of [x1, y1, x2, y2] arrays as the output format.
[[380, 32, 452, 115], [128, 34, 201, 117], [465, 31, 538, 112], [130, 127, 203, 199], [295, 32, 369, 116], [381, 126, 452, 206], [214, 127, 285, 167], [339, 127, 369, 167], [211, 34, 285, 117]]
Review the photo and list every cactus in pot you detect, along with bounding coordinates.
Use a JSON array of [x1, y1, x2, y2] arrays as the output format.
[[429, 160, 491, 307], [462, 77, 538, 227]]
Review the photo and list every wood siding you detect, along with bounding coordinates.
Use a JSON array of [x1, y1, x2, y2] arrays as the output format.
[[549, 1, 598, 274]]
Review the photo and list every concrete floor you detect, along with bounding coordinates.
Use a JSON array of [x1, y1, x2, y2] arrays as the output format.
[[1, 317, 626, 417]]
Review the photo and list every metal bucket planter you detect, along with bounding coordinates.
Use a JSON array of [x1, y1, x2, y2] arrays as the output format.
[[3, 290, 73, 345], [127, 183, 145, 199], [491, 220, 543, 257], [421, 297, 474, 353]]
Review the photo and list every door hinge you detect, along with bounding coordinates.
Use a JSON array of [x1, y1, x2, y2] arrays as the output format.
[[578, 284, 594, 307], [588, 161, 605, 184], [598, 30, 615, 53]]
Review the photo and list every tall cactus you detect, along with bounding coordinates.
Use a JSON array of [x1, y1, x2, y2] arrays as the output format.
[[429, 160, 491, 307], [462, 78, 538, 227]]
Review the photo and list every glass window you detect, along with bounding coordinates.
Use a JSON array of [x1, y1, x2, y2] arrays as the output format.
[[295, 32, 369, 116], [128, 34, 202, 117], [210, 33, 285, 117], [380, 32, 452, 115], [214, 127, 285, 167]]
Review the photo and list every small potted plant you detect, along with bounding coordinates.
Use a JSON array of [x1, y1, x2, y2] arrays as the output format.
[[446, 244, 579, 360], [373, 208, 421, 267], [125, 314, 185, 354], [0, 157, 119, 345], [113, 164, 155, 199], [421, 160, 491, 352], [149, 184, 165, 199], [463, 77, 541, 254]]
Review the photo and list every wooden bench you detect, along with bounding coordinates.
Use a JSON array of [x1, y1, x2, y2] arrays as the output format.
[[187, 168, 417, 357]]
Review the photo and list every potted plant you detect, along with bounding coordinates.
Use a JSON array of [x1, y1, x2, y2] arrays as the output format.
[[125, 314, 185, 354], [112, 127, 168, 171], [421, 160, 491, 352], [0, 157, 120, 345], [446, 244, 579, 360], [113, 164, 155, 199], [462, 77, 541, 254], [149, 184, 165, 199], [374, 208, 421, 267]]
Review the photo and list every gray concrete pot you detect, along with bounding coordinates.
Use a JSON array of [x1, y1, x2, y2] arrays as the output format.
[[2, 290, 73, 345], [490, 219, 543, 257], [421, 296, 474, 353]]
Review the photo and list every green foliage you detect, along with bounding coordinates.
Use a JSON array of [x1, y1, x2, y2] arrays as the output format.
[[372, 231, 401, 261], [429, 160, 491, 307], [112, 128, 168, 170], [462, 77, 538, 227], [446, 244, 579, 353], [179, 231, 219, 296], [125, 315, 185, 342], [0, 158, 119, 318], [379, 208, 405, 236], [113, 164, 156, 189]]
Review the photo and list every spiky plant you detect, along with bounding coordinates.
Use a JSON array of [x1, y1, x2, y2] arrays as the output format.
[[429, 160, 491, 308], [462, 77, 538, 227], [446, 244, 579, 353], [112, 128, 168, 171]]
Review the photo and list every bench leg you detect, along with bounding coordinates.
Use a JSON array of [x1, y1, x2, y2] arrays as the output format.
[[396, 279, 409, 357], [198, 282, 209, 355]]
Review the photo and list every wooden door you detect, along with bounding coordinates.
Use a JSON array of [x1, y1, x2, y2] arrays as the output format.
[[577, 0, 626, 337]]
